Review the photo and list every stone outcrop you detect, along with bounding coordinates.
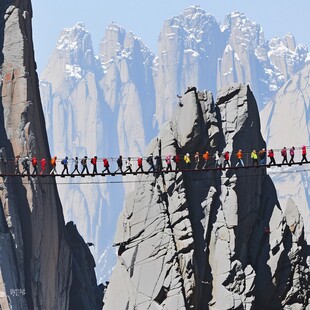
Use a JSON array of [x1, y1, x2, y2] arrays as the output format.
[[104, 84, 310, 309], [0, 1, 102, 309]]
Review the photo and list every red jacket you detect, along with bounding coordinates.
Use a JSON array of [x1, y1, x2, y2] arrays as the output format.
[[103, 158, 109, 167], [302, 146, 307, 155], [32, 157, 37, 166], [173, 155, 180, 163], [224, 152, 229, 160], [137, 157, 143, 166]]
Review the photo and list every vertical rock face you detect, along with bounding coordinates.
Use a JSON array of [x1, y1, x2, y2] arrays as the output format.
[[0, 1, 102, 309], [261, 63, 310, 242], [98, 22, 156, 154], [104, 84, 310, 309], [40, 22, 115, 281], [268, 34, 308, 82], [155, 7, 223, 127], [40, 22, 157, 280]]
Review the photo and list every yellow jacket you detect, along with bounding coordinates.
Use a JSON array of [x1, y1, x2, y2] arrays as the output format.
[[184, 155, 191, 164], [251, 151, 258, 160]]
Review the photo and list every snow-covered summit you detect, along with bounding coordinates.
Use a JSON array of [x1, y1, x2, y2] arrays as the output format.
[[164, 6, 219, 44], [43, 22, 97, 86], [99, 22, 154, 66], [223, 11, 264, 48], [57, 22, 88, 50], [268, 34, 309, 80]]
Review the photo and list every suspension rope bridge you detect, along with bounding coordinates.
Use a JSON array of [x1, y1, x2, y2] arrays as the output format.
[[0, 146, 308, 183], [0, 160, 309, 180]]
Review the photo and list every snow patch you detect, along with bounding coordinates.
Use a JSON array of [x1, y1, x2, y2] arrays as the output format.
[[184, 49, 200, 57], [65, 64, 82, 80]]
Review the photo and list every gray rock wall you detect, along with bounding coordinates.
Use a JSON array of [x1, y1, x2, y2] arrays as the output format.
[[104, 84, 310, 309], [0, 1, 102, 309]]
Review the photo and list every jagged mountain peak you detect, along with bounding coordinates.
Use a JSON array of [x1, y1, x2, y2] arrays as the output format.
[[57, 22, 90, 51], [99, 22, 154, 65], [104, 85, 310, 309], [41, 22, 97, 86], [164, 6, 219, 41], [268, 33, 306, 53], [223, 11, 264, 48], [268, 34, 309, 80], [272, 35, 309, 58], [182, 5, 217, 24], [223, 11, 259, 27]]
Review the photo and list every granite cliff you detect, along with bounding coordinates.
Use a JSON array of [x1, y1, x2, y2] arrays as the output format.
[[0, 1, 102, 309], [104, 85, 310, 309]]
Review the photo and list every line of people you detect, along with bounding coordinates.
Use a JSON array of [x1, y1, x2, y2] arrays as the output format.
[[249, 146, 308, 167], [2, 145, 309, 177]]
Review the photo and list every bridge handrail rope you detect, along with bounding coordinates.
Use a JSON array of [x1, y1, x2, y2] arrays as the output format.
[[0, 145, 307, 177], [0, 158, 308, 178], [1, 145, 309, 163], [0, 167, 309, 186]]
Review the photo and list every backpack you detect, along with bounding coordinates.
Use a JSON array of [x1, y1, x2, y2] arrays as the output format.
[[61, 159, 65, 165], [91, 158, 94, 165], [281, 149, 286, 156], [146, 156, 152, 164], [22, 159, 28, 168], [81, 158, 86, 165]]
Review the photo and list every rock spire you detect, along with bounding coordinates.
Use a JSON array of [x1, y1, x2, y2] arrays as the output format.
[[0, 1, 102, 309], [104, 84, 310, 309]]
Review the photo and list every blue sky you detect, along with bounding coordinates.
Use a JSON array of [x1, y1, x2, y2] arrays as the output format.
[[32, 0, 310, 74]]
